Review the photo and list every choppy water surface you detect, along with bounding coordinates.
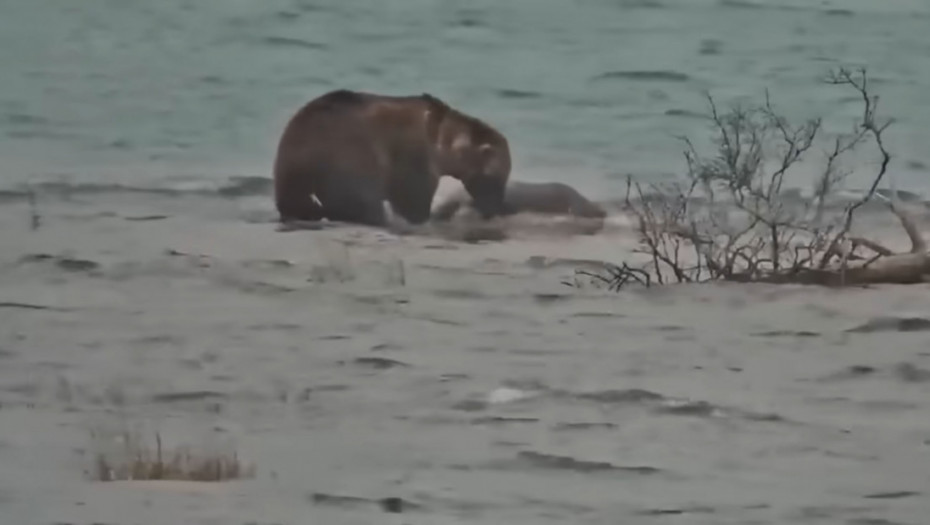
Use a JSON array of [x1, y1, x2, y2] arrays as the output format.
[[2, 0, 930, 197], [3, 3, 930, 523], [2, 190, 930, 524]]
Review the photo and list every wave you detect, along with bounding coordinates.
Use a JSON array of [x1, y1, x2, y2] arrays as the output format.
[[590, 70, 691, 83], [604, 186, 930, 217], [0, 175, 273, 203], [1, 172, 925, 223], [259, 35, 328, 50]]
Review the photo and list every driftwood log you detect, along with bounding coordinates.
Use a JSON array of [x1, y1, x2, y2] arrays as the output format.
[[712, 198, 929, 286]]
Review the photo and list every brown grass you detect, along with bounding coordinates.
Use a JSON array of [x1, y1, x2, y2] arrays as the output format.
[[89, 427, 256, 483]]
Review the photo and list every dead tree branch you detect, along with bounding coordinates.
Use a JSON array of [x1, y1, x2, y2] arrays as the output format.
[[594, 66, 923, 291]]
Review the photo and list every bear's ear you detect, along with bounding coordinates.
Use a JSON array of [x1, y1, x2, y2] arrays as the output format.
[[479, 143, 509, 175], [478, 143, 495, 161]]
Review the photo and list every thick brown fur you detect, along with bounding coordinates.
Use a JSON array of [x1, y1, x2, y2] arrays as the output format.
[[431, 180, 607, 222], [272, 89, 512, 226]]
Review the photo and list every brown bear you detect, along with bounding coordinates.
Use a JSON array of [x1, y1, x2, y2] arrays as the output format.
[[272, 89, 512, 226], [431, 180, 608, 222]]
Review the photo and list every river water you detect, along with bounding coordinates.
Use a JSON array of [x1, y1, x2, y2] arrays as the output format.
[[2, 0, 930, 199], [4, 2, 930, 524]]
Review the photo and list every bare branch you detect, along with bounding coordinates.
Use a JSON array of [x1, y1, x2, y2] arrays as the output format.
[[592, 66, 926, 289]]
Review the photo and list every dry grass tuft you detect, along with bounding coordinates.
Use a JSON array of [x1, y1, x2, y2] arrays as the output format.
[[89, 427, 256, 483]]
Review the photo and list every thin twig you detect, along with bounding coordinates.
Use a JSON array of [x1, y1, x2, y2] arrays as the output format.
[[597, 66, 899, 290]]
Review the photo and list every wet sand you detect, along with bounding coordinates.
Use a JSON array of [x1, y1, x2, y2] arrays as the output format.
[[2, 188, 930, 525]]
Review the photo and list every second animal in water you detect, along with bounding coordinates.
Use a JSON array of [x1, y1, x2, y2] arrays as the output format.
[[431, 180, 607, 222]]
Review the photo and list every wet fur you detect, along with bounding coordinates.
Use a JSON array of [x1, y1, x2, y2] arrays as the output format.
[[272, 89, 511, 227]]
